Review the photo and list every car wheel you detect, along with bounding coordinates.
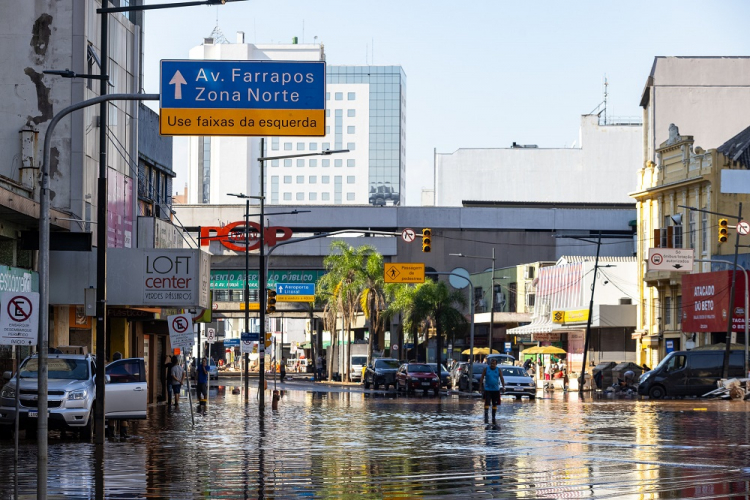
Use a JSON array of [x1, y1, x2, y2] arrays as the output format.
[[79, 419, 93, 440], [648, 385, 666, 400], [515, 395, 522, 401], [529, 395, 536, 401]]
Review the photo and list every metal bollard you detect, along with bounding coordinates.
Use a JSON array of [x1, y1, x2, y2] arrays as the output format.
[[272, 390, 280, 410]]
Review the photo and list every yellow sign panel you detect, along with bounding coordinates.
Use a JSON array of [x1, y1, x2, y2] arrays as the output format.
[[277, 295, 314, 302], [159, 108, 325, 137], [552, 309, 589, 324], [384, 263, 425, 284], [239, 302, 260, 311]]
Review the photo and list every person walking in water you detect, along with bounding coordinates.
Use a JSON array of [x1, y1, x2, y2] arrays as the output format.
[[479, 357, 506, 429], [170, 355, 185, 407]]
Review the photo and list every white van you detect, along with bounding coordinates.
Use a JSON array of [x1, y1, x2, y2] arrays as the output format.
[[350, 355, 368, 382]]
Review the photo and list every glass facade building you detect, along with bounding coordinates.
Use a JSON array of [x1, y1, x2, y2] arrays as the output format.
[[327, 66, 406, 206]]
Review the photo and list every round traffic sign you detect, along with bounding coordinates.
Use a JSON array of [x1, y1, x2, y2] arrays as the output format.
[[392, 344, 399, 351], [650, 252, 663, 266], [172, 316, 189, 333], [401, 228, 416, 243], [7, 296, 33, 322], [738, 221, 750, 235]]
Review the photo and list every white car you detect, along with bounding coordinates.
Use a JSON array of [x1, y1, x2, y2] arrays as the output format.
[[0, 353, 147, 438]]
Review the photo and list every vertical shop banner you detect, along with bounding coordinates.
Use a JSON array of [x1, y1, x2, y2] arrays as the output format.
[[682, 271, 747, 332]]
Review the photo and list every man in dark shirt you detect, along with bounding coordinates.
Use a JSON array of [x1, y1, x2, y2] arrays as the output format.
[[197, 357, 209, 407]]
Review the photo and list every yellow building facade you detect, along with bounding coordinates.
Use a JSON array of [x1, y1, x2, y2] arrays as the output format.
[[631, 124, 750, 367]]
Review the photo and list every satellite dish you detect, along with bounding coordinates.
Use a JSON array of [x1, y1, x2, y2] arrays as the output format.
[[449, 267, 470, 289]]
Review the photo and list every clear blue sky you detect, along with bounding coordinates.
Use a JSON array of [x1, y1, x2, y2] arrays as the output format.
[[143, 0, 750, 204]]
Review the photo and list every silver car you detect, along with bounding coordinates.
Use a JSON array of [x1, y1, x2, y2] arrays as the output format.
[[500, 365, 536, 400]]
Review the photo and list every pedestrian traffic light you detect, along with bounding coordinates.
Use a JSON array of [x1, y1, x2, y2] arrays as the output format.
[[266, 289, 277, 313], [422, 228, 432, 253], [718, 218, 729, 243]]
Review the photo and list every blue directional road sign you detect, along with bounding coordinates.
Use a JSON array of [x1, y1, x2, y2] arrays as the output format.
[[276, 283, 315, 302], [241, 332, 260, 342], [224, 338, 240, 347], [159, 60, 326, 137]]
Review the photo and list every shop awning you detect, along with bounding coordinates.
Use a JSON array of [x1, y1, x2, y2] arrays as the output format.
[[507, 318, 554, 335]]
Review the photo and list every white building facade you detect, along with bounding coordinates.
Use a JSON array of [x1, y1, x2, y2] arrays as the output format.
[[185, 35, 406, 206], [431, 115, 642, 206]]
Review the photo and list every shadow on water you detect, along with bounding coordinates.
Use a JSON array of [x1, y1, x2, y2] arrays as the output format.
[[1, 383, 750, 498]]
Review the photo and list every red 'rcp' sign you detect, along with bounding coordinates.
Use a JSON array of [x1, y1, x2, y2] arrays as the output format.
[[200, 221, 293, 252]]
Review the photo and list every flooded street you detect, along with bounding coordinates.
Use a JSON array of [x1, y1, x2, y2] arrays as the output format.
[[2, 381, 750, 498]]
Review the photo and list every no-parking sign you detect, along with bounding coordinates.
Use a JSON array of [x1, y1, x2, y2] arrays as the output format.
[[0, 292, 39, 346], [168, 313, 194, 350]]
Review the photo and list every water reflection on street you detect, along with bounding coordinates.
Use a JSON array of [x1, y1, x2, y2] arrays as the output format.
[[2, 382, 750, 498]]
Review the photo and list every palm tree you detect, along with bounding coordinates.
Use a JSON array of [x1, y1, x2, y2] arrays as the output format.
[[410, 280, 468, 371], [317, 241, 369, 381], [385, 283, 418, 360], [357, 249, 386, 368]]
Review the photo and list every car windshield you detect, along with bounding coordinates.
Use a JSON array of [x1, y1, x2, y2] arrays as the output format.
[[427, 363, 448, 372], [352, 356, 368, 365], [473, 364, 487, 374], [20, 358, 89, 380], [375, 359, 400, 369], [487, 355, 515, 365], [501, 366, 528, 377], [408, 364, 433, 373]]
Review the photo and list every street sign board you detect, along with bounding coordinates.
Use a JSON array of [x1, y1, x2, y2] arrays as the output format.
[[241, 340, 253, 354], [242, 332, 260, 342], [240, 302, 260, 311], [224, 338, 240, 347], [167, 313, 194, 349], [384, 263, 425, 283], [206, 327, 216, 344], [0, 292, 39, 346], [159, 60, 326, 137], [738, 221, 750, 235], [647, 248, 694, 272], [276, 283, 315, 302]]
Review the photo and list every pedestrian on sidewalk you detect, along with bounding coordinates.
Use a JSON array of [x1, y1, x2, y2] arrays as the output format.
[[479, 357, 506, 428], [170, 355, 185, 407], [280, 357, 287, 381], [316, 353, 324, 381], [163, 354, 174, 405]]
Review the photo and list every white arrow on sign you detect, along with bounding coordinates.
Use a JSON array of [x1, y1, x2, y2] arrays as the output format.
[[169, 70, 187, 100]]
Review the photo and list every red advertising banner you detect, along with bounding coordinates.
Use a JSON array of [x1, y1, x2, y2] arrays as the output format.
[[682, 271, 747, 332]]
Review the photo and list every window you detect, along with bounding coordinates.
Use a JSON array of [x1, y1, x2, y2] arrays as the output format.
[[325, 109, 330, 117], [325, 126, 330, 134], [335, 109, 343, 117], [271, 159, 279, 167], [347, 109, 356, 117], [284, 142, 292, 151], [297, 159, 305, 167], [322, 176, 330, 184], [335, 159, 343, 167], [335, 92, 343, 100], [674, 222, 683, 248], [283, 193, 292, 201], [323, 142, 330, 150], [347, 159, 356, 167], [297, 142, 305, 151], [309, 176, 317, 184], [326, 92, 330, 100], [322, 159, 330, 167], [347, 193, 355, 201], [664, 296, 672, 326], [309, 143, 317, 151], [701, 211, 708, 253], [284, 159, 292, 167], [347, 92, 356, 100], [309, 192, 317, 201], [283, 176, 292, 184], [296, 192, 304, 200], [106, 359, 143, 384], [676, 296, 682, 325], [272, 137, 279, 151], [322, 192, 330, 201], [689, 212, 696, 249], [347, 142, 355, 151], [296, 176, 304, 184], [347, 176, 355, 184], [309, 159, 317, 168], [347, 126, 356, 134]]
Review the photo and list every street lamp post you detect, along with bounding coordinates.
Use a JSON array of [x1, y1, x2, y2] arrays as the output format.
[[450, 251, 497, 353]]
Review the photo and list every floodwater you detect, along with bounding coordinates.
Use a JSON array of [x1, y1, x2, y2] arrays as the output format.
[[2, 381, 750, 499]]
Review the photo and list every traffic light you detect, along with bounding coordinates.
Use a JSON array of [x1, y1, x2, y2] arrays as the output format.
[[718, 218, 729, 243], [266, 288, 277, 313], [422, 228, 432, 253]]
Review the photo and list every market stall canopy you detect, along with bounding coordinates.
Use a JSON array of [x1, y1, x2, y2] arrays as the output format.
[[524, 345, 567, 355], [461, 347, 500, 355]]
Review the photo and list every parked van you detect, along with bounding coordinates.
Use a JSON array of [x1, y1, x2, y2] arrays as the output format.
[[638, 349, 746, 399], [350, 355, 368, 382]]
